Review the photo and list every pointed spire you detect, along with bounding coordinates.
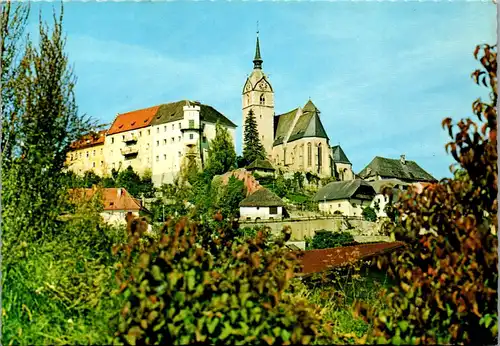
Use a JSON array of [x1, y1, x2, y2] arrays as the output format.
[[253, 27, 263, 70]]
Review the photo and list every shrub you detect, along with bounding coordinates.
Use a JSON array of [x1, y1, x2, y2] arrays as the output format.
[[355, 44, 498, 345], [306, 230, 355, 250], [361, 207, 377, 222], [112, 218, 332, 345]]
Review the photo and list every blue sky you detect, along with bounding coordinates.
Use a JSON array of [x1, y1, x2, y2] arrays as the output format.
[[28, 1, 496, 180]]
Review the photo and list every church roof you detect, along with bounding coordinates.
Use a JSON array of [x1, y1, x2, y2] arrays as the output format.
[[150, 100, 236, 128], [331, 145, 351, 164], [273, 100, 329, 146], [358, 156, 437, 182]]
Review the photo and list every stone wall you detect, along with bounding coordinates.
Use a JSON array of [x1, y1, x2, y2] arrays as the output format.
[[239, 216, 380, 241]]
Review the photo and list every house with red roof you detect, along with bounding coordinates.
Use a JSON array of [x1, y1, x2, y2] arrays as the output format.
[[69, 187, 150, 226]]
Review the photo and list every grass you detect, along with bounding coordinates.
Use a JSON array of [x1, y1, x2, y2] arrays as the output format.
[[294, 267, 393, 344]]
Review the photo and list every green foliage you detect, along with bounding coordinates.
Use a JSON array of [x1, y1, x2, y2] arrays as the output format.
[[306, 231, 355, 250], [242, 109, 266, 165], [112, 219, 331, 345], [205, 121, 237, 178], [361, 207, 377, 222], [216, 176, 246, 219], [294, 172, 305, 190], [115, 166, 155, 198], [355, 44, 498, 345]]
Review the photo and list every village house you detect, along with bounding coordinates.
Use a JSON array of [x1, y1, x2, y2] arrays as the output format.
[[245, 158, 276, 177], [358, 155, 437, 183], [314, 180, 376, 217], [65, 130, 107, 176], [242, 34, 353, 180], [368, 179, 414, 218], [239, 187, 288, 221], [69, 187, 150, 226]]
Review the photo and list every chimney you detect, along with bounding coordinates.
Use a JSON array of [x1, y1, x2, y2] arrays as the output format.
[[400, 155, 406, 165], [117, 188, 122, 198]]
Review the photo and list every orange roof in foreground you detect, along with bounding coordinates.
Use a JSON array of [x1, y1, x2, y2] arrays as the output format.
[[69, 188, 142, 212], [69, 130, 106, 150], [298, 241, 405, 276], [107, 105, 159, 135]]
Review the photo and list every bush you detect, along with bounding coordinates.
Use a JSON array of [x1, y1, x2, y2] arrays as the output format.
[[306, 230, 355, 250], [361, 207, 377, 222], [112, 218, 332, 345], [355, 44, 498, 345]]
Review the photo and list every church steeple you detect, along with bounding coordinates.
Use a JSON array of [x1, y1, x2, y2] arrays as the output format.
[[253, 32, 263, 70]]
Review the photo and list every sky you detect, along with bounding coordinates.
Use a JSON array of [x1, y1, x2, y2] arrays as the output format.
[[28, 1, 496, 180]]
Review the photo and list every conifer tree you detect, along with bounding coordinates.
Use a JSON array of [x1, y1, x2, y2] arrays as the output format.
[[242, 109, 266, 165], [205, 121, 237, 177]]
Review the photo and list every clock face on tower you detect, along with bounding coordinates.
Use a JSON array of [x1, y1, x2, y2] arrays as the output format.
[[259, 82, 267, 90]]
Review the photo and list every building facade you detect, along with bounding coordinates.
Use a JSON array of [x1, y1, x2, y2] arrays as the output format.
[[65, 130, 107, 176], [242, 35, 354, 180], [67, 100, 236, 187]]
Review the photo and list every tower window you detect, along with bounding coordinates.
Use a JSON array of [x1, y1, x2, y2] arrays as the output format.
[[189, 134, 194, 139], [307, 143, 312, 167], [260, 94, 265, 105], [189, 120, 195, 129]]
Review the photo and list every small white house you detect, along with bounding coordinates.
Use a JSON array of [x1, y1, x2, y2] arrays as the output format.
[[314, 180, 376, 217], [239, 187, 287, 221]]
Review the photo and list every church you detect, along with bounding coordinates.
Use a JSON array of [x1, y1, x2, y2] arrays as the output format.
[[242, 34, 354, 181]]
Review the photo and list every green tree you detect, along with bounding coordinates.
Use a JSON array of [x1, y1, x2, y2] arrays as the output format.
[[356, 44, 498, 345], [217, 176, 246, 219], [2, 3, 91, 248], [242, 109, 266, 165], [361, 206, 377, 222], [205, 121, 237, 177]]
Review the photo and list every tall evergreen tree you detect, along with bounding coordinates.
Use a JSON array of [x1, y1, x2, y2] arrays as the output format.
[[205, 121, 237, 177], [242, 109, 266, 165]]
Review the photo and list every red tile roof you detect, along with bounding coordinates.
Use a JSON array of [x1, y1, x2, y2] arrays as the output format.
[[298, 241, 405, 276], [69, 188, 143, 212], [69, 130, 106, 151], [107, 105, 159, 135]]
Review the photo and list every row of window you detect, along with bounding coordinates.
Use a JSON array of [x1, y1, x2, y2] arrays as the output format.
[[275, 143, 323, 167], [108, 121, 194, 144], [155, 151, 182, 162], [70, 148, 103, 161]]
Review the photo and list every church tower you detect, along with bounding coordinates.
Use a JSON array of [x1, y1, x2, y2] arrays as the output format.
[[242, 32, 275, 158]]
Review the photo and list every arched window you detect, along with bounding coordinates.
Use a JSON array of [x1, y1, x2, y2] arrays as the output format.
[[260, 94, 265, 105], [317, 143, 322, 173], [246, 94, 250, 105], [307, 143, 312, 167]]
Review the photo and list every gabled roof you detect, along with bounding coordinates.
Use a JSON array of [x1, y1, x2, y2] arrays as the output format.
[[239, 187, 285, 207], [246, 158, 275, 171], [69, 130, 106, 151], [108, 106, 158, 135], [313, 179, 376, 202], [108, 100, 236, 136], [151, 100, 236, 128], [69, 188, 144, 212], [331, 145, 351, 164], [358, 156, 437, 182], [274, 100, 328, 146], [297, 241, 405, 275]]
